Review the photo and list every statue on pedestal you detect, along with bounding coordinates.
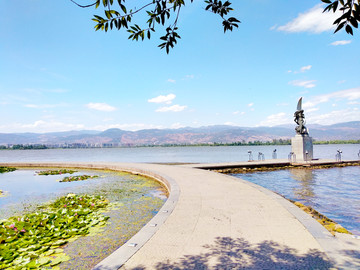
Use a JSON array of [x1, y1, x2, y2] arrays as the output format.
[[294, 97, 308, 135], [291, 97, 313, 161]]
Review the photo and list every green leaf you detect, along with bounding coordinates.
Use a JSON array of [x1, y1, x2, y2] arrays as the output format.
[[334, 21, 346, 33], [350, 17, 358, 28], [345, 24, 353, 34], [120, 4, 127, 14]]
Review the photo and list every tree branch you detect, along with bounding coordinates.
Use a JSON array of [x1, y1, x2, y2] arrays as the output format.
[[70, 0, 97, 8]]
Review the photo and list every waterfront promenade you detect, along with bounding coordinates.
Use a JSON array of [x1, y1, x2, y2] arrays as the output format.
[[2, 161, 359, 269]]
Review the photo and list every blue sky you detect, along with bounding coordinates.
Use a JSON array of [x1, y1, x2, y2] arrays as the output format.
[[1, 0, 359, 133]]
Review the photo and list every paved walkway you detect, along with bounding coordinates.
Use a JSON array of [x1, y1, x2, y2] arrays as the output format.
[[2, 162, 359, 269]]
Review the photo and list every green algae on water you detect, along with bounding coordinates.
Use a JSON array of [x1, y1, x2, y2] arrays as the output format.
[[0, 167, 16, 174], [36, 169, 77, 175], [290, 200, 351, 235], [59, 175, 99, 182]]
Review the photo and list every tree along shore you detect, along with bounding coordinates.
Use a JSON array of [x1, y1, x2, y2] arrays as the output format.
[[1, 139, 360, 150]]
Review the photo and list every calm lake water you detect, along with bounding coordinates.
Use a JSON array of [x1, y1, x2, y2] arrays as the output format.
[[0, 144, 359, 163], [231, 166, 360, 235]]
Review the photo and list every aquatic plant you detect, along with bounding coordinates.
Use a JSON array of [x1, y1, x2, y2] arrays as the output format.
[[0, 193, 112, 269], [0, 190, 6, 198], [36, 169, 77, 175], [290, 200, 351, 235], [0, 167, 16, 174], [59, 175, 99, 182]]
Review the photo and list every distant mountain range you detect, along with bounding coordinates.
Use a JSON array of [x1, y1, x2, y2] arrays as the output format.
[[0, 121, 359, 146]]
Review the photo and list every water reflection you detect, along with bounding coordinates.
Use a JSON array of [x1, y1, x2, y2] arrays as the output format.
[[289, 168, 316, 201]]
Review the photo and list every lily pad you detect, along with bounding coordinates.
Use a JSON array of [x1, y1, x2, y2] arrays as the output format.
[[0, 193, 115, 269], [59, 174, 99, 182], [36, 169, 77, 175]]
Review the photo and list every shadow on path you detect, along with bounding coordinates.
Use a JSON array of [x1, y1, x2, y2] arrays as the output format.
[[125, 237, 333, 270]]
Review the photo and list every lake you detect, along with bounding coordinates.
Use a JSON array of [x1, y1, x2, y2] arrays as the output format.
[[0, 144, 359, 163], [231, 166, 360, 235]]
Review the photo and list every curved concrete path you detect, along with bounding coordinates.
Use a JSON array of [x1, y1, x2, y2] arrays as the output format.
[[2, 162, 359, 269]]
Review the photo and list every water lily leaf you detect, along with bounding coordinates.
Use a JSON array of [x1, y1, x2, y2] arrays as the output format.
[[53, 248, 64, 254], [25, 259, 37, 268], [12, 256, 25, 265], [44, 250, 55, 256], [50, 254, 70, 266], [37, 256, 51, 266]]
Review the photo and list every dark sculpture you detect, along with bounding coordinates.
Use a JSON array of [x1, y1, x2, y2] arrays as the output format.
[[294, 97, 308, 135]]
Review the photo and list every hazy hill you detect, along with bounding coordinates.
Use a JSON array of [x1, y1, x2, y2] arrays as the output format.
[[0, 121, 359, 146]]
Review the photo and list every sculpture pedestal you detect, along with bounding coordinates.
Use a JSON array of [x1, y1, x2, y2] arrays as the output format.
[[291, 135, 313, 162]]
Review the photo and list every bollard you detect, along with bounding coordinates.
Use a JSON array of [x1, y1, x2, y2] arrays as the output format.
[[335, 149, 342, 162], [248, 151, 253, 162], [288, 152, 296, 162], [305, 151, 309, 162], [272, 149, 277, 159]]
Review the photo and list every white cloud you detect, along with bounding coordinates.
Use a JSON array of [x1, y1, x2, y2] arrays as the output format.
[[22, 120, 47, 128], [276, 4, 339, 33], [156, 104, 187, 112], [167, 79, 176, 83], [308, 108, 360, 125], [23, 88, 69, 94], [25, 103, 67, 109], [270, 24, 277, 31], [288, 65, 312, 74], [276, 102, 289, 106], [185, 75, 195, 79], [47, 89, 69, 93], [303, 87, 360, 108], [348, 101, 360, 105], [307, 108, 319, 113], [289, 80, 316, 88], [148, 94, 176, 104], [91, 123, 164, 131], [25, 104, 44, 108], [300, 65, 312, 73], [224, 121, 238, 126], [171, 123, 185, 129], [1, 120, 86, 133], [259, 112, 291, 127], [86, 102, 117, 112], [248, 103, 254, 107], [330, 40, 352, 46]]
